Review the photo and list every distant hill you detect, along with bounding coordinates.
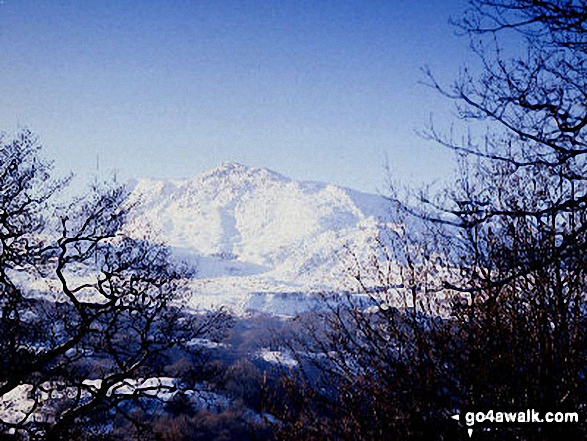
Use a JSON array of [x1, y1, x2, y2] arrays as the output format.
[[125, 163, 398, 315]]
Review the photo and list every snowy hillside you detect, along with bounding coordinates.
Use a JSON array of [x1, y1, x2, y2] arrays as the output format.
[[125, 163, 396, 315]]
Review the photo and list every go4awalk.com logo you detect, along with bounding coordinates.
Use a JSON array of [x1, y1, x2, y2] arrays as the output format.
[[451, 408, 580, 437]]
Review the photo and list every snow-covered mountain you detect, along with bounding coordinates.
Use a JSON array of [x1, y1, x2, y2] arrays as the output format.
[[125, 163, 396, 315]]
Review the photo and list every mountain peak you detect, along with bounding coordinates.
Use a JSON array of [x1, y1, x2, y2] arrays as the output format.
[[124, 162, 397, 314], [198, 162, 290, 185], [207, 162, 249, 174]]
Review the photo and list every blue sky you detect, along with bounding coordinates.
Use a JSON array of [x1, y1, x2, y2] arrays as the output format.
[[0, 0, 472, 194]]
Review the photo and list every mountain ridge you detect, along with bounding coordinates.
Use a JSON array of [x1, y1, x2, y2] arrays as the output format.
[[124, 162, 396, 314]]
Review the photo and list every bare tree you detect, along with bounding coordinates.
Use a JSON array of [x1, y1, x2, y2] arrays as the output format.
[[271, 2, 587, 440], [267, 215, 462, 440], [0, 130, 230, 440], [422, 0, 587, 413]]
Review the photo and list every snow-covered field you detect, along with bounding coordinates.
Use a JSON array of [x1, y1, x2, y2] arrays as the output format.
[[0, 377, 244, 428]]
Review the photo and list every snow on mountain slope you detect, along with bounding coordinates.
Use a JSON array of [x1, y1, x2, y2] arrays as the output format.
[[125, 163, 397, 315]]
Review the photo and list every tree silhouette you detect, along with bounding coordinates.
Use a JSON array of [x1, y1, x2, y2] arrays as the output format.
[[0, 130, 230, 440], [271, 2, 587, 439]]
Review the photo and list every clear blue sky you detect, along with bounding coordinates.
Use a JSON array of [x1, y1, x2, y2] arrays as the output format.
[[0, 0, 472, 194]]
